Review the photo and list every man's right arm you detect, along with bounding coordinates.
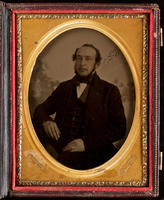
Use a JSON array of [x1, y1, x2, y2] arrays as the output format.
[[33, 84, 62, 140]]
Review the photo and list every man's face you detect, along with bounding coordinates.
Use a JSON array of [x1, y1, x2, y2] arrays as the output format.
[[74, 46, 97, 77]]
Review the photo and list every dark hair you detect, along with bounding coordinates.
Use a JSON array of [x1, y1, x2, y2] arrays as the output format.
[[72, 44, 102, 65]]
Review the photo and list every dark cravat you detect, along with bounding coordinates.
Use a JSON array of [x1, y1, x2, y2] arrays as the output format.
[[73, 72, 94, 85]]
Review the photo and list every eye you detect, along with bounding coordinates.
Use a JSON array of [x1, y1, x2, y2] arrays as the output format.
[[76, 56, 82, 61], [85, 56, 92, 61]]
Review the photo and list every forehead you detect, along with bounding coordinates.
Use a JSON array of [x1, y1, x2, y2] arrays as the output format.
[[76, 46, 96, 57]]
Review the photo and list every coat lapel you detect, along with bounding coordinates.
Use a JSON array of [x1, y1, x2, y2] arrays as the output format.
[[64, 74, 105, 125], [84, 73, 104, 124]]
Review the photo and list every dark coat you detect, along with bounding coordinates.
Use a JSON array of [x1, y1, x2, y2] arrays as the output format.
[[33, 73, 126, 169]]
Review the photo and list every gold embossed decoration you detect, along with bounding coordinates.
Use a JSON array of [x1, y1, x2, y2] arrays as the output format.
[[16, 13, 148, 186]]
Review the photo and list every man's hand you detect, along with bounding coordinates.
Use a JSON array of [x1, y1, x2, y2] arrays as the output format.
[[42, 121, 61, 140], [62, 139, 85, 152]]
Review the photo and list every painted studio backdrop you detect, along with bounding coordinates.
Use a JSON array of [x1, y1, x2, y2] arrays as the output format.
[[28, 28, 135, 148]]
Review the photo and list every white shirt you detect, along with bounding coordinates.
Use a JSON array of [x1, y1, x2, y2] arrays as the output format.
[[76, 83, 87, 98]]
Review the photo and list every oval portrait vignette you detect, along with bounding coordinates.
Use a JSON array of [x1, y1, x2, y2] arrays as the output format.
[[27, 27, 136, 171]]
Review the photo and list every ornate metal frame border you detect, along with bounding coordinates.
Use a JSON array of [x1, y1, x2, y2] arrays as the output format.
[[15, 13, 148, 187]]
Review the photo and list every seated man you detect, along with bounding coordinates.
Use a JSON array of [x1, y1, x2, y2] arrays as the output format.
[[33, 44, 126, 170]]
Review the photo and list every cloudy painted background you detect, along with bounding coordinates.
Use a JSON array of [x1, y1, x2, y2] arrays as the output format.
[[28, 28, 135, 147]]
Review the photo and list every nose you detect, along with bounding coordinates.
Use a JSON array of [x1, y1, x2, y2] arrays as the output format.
[[81, 57, 87, 66]]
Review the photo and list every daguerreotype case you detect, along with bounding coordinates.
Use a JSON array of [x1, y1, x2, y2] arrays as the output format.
[[0, 2, 161, 198]]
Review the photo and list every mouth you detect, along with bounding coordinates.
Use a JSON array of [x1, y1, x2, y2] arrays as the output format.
[[79, 68, 88, 72]]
